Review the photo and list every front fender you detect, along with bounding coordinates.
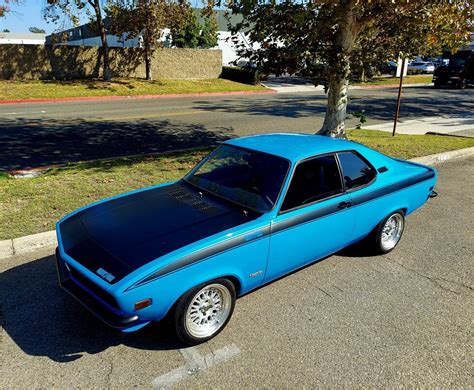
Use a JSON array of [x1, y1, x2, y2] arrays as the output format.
[[119, 234, 270, 322]]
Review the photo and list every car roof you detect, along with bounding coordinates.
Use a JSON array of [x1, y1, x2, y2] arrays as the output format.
[[224, 133, 362, 162]]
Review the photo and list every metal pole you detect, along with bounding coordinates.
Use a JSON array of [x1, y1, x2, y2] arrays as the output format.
[[392, 58, 406, 137]]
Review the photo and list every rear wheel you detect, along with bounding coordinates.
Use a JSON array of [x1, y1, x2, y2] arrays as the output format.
[[174, 279, 236, 345], [459, 78, 467, 89], [372, 211, 405, 254]]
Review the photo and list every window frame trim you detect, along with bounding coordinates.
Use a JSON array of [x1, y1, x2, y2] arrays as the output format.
[[336, 150, 377, 193], [278, 149, 378, 216], [278, 152, 345, 215]]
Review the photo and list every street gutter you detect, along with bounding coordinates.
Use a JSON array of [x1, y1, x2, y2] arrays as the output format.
[[0, 89, 276, 105]]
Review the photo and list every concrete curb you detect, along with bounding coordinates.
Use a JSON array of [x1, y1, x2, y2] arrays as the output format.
[[1, 146, 473, 259], [0, 89, 276, 105], [1, 231, 57, 259], [409, 146, 474, 166]]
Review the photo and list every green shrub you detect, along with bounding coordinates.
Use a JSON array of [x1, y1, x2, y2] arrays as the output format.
[[220, 66, 263, 85]]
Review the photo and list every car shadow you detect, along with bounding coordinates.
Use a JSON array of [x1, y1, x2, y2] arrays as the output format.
[[0, 254, 187, 362], [336, 239, 379, 258]]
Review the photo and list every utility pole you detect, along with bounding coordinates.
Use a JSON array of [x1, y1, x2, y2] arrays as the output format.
[[393, 58, 406, 137]]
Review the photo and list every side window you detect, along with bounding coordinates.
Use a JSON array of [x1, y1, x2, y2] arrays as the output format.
[[281, 155, 342, 212], [337, 151, 376, 190]]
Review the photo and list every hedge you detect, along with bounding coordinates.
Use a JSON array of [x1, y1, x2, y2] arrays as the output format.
[[220, 66, 263, 85]]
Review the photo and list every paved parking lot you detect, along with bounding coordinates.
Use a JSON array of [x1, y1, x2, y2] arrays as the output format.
[[1, 156, 472, 388]]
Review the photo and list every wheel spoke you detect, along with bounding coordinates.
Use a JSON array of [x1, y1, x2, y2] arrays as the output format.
[[185, 283, 232, 339]]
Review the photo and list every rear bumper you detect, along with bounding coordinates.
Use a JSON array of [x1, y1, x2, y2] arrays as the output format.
[[429, 190, 438, 198], [56, 248, 141, 330]]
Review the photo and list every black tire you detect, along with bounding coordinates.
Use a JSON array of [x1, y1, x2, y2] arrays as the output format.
[[371, 211, 405, 255], [173, 278, 236, 345], [433, 82, 441, 89], [459, 79, 467, 89]]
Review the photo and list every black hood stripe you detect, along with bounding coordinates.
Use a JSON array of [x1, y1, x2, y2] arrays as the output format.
[[127, 226, 271, 290], [60, 181, 260, 284]]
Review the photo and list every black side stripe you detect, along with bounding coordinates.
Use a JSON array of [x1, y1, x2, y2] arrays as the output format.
[[351, 169, 435, 206], [130, 169, 435, 288], [127, 226, 271, 290], [272, 202, 341, 234], [273, 169, 435, 235]]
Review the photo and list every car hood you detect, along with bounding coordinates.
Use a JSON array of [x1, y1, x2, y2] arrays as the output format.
[[58, 181, 259, 284]]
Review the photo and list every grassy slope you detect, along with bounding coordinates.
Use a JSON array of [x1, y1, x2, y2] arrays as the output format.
[[1, 130, 473, 240], [0, 78, 266, 100]]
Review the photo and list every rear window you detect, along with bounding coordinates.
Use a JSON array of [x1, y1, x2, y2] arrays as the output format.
[[337, 152, 376, 190]]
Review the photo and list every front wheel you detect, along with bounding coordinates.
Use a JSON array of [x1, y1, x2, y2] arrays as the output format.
[[372, 211, 405, 254], [174, 279, 236, 345]]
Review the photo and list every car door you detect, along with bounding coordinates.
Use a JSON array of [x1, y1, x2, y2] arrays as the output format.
[[265, 153, 355, 282], [336, 150, 378, 241]]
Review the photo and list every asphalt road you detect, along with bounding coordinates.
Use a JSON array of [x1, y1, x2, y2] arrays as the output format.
[[1, 86, 473, 170], [1, 156, 472, 388]]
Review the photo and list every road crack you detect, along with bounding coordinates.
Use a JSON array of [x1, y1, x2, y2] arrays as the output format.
[[105, 356, 114, 389], [382, 256, 472, 295], [314, 285, 333, 298]]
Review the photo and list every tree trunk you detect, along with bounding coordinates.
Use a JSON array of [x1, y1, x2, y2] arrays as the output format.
[[91, 0, 111, 81], [318, 4, 360, 138], [319, 73, 349, 138], [144, 33, 152, 80]]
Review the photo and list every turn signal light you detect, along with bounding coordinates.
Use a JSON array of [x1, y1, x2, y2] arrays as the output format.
[[134, 298, 152, 311]]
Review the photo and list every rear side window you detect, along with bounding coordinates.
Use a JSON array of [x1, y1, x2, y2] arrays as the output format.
[[337, 151, 376, 190], [281, 155, 342, 212]]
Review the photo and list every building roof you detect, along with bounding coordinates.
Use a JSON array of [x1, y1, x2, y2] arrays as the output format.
[[225, 133, 361, 162], [45, 9, 243, 44], [0, 32, 46, 40]]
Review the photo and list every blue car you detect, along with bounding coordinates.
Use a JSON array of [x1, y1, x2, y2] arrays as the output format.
[[56, 134, 437, 344]]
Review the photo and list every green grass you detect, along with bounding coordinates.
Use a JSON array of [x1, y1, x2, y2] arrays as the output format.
[[0, 78, 266, 100], [348, 129, 474, 160], [352, 75, 433, 86], [1, 130, 473, 240]]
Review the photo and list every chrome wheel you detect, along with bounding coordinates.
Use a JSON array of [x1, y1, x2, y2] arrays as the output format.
[[381, 213, 404, 251], [185, 283, 232, 339]]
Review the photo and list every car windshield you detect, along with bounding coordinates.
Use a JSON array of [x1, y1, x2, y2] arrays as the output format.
[[184, 145, 290, 212]]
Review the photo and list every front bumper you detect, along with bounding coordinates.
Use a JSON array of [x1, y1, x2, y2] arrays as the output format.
[[55, 248, 140, 329]]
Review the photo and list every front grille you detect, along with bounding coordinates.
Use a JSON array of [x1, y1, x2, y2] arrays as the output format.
[[68, 265, 120, 311]]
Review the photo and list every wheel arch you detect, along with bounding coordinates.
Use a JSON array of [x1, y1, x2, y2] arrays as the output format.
[[163, 272, 243, 318]]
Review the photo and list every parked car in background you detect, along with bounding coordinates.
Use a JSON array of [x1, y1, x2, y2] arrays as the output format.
[[408, 61, 435, 73], [433, 50, 474, 89], [379, 60, 398, 75], [55, 134, 438, 345]]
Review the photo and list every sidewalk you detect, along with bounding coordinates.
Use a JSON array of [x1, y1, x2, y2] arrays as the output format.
[[262, 76, 432, 93], [364, 115, 474, 138]]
